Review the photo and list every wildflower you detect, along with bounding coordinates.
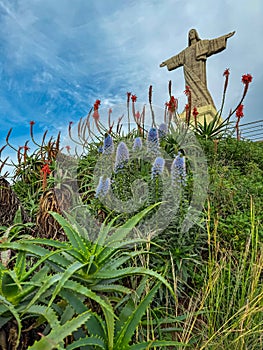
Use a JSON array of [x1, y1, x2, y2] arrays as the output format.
[[192, 107, 198, 127], [95, 176, 111, 198], [127, 92, 131, 103], [184, 85, 191, 96], [41, 163, 51, 175], [240, 73, 253, 101], [223, 68, 230, 77], [192, 107, 198, 117], [23, 145, 30, 152], [168, 80, 172, 97], [65, 145, 71, 153], [30, 121, 35, 126], [222, 68, 230, 96], [41, 163, 51, 191], [147, 127, 159, 156], [98, 145, 104, 153], [171, 150, 186, 187], [131, 94, 137, 102], [167, 96, 178, 113], [151, 157, 165, 179], [132, 137, 142, 151], [184, 86, 191, 126], [103, 134, 114, 154], [135, 111, 141, 121], [236, 104, 244, 118], [149, 85, 153, 104], [114, 141, 129, 172], [242, 74, 253, 85], [158, 123, 168, 139], [94, 99, 101, 110]]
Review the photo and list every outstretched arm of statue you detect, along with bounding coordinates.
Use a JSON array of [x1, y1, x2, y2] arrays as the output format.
[[225, 31, 235, 39], [159, 52, 184, 71]]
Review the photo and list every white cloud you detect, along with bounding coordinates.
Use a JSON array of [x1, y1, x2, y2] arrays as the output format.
[[0, 0, 262, 147]]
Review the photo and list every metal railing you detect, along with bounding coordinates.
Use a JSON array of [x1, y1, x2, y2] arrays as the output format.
[[239, 119, 263, 141]]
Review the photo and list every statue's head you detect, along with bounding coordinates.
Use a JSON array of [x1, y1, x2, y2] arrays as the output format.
[[188, 29, 200, 46]]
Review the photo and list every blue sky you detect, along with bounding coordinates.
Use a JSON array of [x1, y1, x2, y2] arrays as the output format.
[[0, 0, 262, 157]]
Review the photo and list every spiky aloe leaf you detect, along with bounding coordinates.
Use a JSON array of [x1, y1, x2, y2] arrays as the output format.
[[28, 311, 91, 350], [22, 273, 62, 313], [14, 251, 26, 280], [59, 289, 106, 339], [100, 296, 115, 350], [105, 203, 160, 246], [0, 295, 21, 349], [50, 212, 87, 255], [114, 282, 161, 348], [47, 261, 86, 308], [66, 335, 105, 350], [0, 241, 70, 271], [25, 304, 60, 330], [63, 280, 115, 317], [115, 277, 148, 334], [91, 284, 131, 294], [129, 340, 189, 349], [94, 267, 174, 297]]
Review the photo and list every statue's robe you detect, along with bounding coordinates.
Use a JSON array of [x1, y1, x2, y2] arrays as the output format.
[[163, 35, 229, 109]]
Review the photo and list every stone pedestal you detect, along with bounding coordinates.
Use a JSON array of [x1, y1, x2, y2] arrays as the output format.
[[179, 104, 223, 126]]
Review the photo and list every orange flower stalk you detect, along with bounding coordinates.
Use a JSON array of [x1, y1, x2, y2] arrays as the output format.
[[41, 162, 51, 191], [192, 107, 199, 128], [235, 104, 244, 140], [184, 86, 191, 126]]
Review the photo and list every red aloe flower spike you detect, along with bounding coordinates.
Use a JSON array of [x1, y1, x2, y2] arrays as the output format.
[[241, 73, 253, 99], [23, 142, 30, 163], [228, 74, 253, 119], [127, 92, 132, 133], [131, 94, 137, 102], [127, 92, 131, 103], [41, 162, 51, 191], [149, 85, 153, 105], [223, 68, 230, 92], [235, 104, 244, 140], [242, 74, 253, 85], [28, 120, 42, 147], [141, 104, 146, 138], [108, 108, 112, 129], [117, 114, 124, 134], [92, 100, 101, 133], [184, 86, 191, 126], [236, 104, 244, 118], [17, 146, 22, 165], [108, 121, 114, 134], [131, 94, 137, 125], [168, 80, 172, 98], [220, 68, 230, 114], [184, 85, 191, 96], [192, 107, 199, 128], [65, 145, 71, 153]]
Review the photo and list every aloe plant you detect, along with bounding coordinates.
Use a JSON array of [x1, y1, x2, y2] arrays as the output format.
[[194, 113, 233, 140], [0, 207, 179, 348]]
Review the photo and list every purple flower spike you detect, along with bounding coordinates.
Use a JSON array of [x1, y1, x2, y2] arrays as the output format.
[[132, 137, 142, 151], [114, 141, 129, 172], [171, 151, 186, 187], [158, 123, 168, 139], [103, 134, 114, 154], [151, 157, 165, 179], [95, 176, 111, 198], [147, 127, 159, 156]]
